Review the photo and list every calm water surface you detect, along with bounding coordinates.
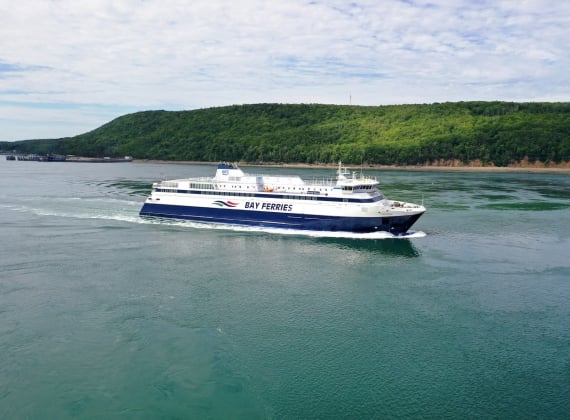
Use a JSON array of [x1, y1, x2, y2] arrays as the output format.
[[1, 159, 569, 418]]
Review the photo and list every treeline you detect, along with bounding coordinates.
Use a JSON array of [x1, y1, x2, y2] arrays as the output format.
[[2, 102, 570, 166]]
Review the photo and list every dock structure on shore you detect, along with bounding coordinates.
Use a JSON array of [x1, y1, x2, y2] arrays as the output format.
[[5, 154, 66, 161], [5, 154, 133, 163], [65, 156, 133, 163]]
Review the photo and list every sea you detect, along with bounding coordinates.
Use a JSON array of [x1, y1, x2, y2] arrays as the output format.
[[1, 158, 569, 419]]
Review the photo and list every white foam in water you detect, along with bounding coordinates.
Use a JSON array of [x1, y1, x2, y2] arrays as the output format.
[[1, 196, 143, 224], [252, 226, 426, 239], [140, 218, 427, 239]]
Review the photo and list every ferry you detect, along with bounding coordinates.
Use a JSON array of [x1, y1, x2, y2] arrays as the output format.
[[139, 162, 426, 234]]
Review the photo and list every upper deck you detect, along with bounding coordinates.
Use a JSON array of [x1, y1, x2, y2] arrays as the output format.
[[152, 162, 381, 197]]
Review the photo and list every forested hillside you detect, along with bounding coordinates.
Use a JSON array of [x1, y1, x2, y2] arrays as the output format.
[[2, 102, 570, 166]]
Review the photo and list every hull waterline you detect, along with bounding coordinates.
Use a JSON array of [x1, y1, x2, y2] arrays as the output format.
[[139, 202, 424, 234]]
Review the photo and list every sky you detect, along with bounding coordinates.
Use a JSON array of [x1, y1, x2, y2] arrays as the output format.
[[1, 0, 569, 141]]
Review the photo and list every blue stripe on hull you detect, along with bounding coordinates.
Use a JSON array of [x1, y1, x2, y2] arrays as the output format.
[[140, 203, 423, 234]]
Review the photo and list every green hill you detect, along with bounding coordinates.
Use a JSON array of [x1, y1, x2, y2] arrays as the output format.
[[2, 102, 570, 166]]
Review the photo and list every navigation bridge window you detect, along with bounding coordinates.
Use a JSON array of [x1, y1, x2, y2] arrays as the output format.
[[342, 185, 376, 191]]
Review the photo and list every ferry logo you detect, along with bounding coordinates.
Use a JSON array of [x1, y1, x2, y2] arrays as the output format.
[[213, 200, 238, 208]]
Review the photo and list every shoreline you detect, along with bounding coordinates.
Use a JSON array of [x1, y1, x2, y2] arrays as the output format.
[[133, 159, 570, 174]]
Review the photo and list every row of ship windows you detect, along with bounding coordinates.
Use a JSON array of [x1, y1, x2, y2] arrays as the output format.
[[154, 188, 383, 202], [188, 183, 333, 192], [189, 183, 214, 190], [342, 185, 375, 191], [156, 189, 321, 199], [185, 183, 376, 193]]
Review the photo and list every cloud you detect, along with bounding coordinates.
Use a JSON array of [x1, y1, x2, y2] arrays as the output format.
[[1, 0, 569, 140]]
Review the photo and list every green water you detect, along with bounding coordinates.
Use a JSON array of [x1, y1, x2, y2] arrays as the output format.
[[1, 160, 569, 418]]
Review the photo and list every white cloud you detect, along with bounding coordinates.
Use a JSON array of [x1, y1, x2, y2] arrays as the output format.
[[1, 0, 569, 140]]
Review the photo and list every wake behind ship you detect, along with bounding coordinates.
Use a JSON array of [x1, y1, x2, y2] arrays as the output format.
[[139, 162, 426, 234]]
